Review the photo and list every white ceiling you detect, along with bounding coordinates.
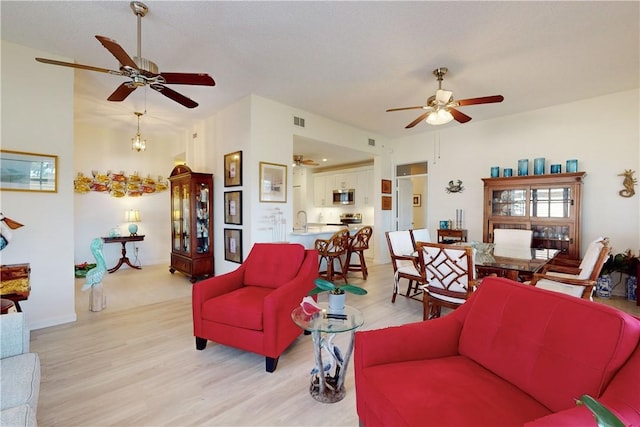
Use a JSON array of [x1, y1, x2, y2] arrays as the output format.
[[2, 1, 639, 167]]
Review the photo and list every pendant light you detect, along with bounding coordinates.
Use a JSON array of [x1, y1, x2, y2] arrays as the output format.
[[131, 112, 147, 152]]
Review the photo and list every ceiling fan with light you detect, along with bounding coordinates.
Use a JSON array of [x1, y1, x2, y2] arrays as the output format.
[[386, 67, 504, 128], [34, 1, 215, 109], [293, 155, 319, 167]]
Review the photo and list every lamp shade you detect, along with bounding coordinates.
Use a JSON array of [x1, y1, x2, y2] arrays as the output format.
[[426, 109, 454, 125], [125, 209, 140, 236]]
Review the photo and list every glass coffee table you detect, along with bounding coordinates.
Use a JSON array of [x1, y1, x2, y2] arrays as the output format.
[[291, 303, 364, 403]]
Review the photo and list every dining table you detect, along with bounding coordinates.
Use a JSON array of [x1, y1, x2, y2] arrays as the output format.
[[471, 243, 560, 282]]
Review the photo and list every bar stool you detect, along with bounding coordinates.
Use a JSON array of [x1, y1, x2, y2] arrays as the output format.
[[315, 228, 350, 283], [345, 226, 373, 279]]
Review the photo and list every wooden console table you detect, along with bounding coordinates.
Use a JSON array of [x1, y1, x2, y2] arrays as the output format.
[[437, 229, 468, 244], [102, 235, 145, 273]]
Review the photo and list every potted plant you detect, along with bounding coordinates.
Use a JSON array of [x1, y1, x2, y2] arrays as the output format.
[[308, 278, 367, 312], [577, 395, 625, 427]]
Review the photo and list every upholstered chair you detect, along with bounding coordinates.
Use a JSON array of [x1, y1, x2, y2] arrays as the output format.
[[192, 243, 318, 372], [386, 230, 424, 302]]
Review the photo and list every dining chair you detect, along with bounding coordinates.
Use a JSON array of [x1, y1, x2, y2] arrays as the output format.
[[530, 237, 611, 299], [385, 230, 424, 303], [417, 242, 477, 320], [410, 228, 432, 246], [315, 228, 351, 283], [492, 229, 533, 248], [344, 226, 373, 280]]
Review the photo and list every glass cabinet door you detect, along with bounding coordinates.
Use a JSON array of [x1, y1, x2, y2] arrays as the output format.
[[172, 185, 181, 251], [531, 224, 572, 255], [531, 187, 572, 218], [182, 183, 190, 253], [196, 182, 210, 253], [491, 189, 527, 216]]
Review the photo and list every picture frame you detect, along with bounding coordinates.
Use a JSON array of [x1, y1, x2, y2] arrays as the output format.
[[224, 151, 242, 187], [413, 194, 422, 207], [381, 179, 392, 194], [224, 191, 242, 225], [0, 149, 58, 193], [382, 195, 392, 210], [259, 161, 287, 203], [224, 228, 243, 263]]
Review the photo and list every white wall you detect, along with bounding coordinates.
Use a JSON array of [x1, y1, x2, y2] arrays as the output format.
[[392, 89, 640, 257], [1, 41, 76, 329]]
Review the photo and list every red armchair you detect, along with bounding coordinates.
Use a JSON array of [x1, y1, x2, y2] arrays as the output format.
[[192, 243, 318, 372]]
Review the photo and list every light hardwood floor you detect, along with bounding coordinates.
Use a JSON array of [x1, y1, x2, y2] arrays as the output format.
[[31, 260, 639, 426]]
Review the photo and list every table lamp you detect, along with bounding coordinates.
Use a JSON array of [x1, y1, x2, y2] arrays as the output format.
[[125, 209, 140, 236]]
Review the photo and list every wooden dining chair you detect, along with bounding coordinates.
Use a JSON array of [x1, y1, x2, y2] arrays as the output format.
[[492, 229, 533, 248], [315, 228, 351, 283], [417, 242, 477, 320], [344, 226, 373, 279], [385, 230, 424, 303]]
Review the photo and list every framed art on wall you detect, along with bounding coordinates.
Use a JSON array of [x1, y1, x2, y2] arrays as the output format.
[[381, 179, 392, 194], [224, 191, 242, 225], [382, 195, 392, 210], [259, 161, 287, 202], [413, 194, 422, 207], [0, 150, 58, 193], [224, 228, 243, 263], [224, 151, 242, 187]]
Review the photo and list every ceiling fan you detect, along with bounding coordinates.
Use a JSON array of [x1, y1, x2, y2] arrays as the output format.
[[386, 67, 504, 128], [34, 1, 215, 109], [293, 155, 319, 167]]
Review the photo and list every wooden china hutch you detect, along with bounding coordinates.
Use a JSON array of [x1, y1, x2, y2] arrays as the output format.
[[482, 172, 585, 260], [169, 165, 214, 282]]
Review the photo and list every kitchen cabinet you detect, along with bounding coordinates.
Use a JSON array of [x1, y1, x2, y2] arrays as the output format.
[[314, 175, 331, 207], [334, 172, 357, 190], [169, 165, 214, 282], [356, 169, 373, 206], [313, 167, 373, 207], [482, 172, 585, 259]]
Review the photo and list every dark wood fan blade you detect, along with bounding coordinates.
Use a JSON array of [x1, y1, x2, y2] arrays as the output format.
[[406, 112, 430, 128], [386, 106, 425, 112], [35, 57, 122, 75], [449, 108, 472, 123], [150, 84, 198, 108], [456, 95, 504, 106], [107, 83, 136, 102], [95, 35, 137, 69], [160, 72, 215, 86]]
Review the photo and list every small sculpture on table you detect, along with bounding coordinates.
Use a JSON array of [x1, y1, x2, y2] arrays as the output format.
[[82, 238, 108, 311]]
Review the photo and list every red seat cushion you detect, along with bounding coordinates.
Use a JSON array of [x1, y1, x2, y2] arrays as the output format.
[[243, 243, 305, 289], [360, 355, 551, 427], [201, 286, 272, 331]]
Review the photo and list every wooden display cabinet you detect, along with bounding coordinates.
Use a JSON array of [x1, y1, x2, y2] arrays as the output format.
[[482, 172, 585, 260], [169, 165, 214, 282]]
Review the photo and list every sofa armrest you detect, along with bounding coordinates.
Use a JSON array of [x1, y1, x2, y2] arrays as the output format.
[[355, 304, 467, 368], [1, 312, 29, 359]]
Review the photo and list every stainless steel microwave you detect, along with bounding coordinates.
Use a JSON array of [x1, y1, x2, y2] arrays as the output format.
[[333, 189, 355, 205]]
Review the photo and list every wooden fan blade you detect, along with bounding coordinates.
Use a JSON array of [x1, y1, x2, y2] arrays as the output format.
[[456, 95, 504, 106], [150, 84, 198, 108], [406, 111, 430, 128], [302, 160, 319, 166], [35, 57, 122, 75], [107, 83, 136, 102], [386, 106, 425, 112], [95, 35, 137, 69], [449, 108, 472, 123], [160, 72, 215, 86]]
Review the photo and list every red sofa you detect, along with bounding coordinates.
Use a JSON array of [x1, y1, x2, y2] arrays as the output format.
[[354, 277, 640, 426], [192, 243, 317, 372]]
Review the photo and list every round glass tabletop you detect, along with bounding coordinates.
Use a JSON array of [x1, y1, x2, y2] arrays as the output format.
[[291, 303, 364, 333]]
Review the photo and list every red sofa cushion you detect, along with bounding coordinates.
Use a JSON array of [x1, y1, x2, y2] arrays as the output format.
[[201, 286, 272, 331], [243, 243, 305, 289], [459, 278, 640, 413], [361, 355, 551, 426]]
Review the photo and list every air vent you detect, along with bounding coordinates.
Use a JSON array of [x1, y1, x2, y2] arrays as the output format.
[[293, 116, 306, 128], [368, 138, 376, 146]]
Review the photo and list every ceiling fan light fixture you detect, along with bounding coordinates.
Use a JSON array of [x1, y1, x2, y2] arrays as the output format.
[[426, 109, 454, 125], [131, 112, 147, 152]]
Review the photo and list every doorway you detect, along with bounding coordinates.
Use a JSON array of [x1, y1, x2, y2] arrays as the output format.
[[395, 162, 428, 231]]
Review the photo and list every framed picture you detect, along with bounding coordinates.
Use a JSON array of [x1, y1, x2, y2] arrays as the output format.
[[259, 162, 287, 202], [413, 194, 422, 207], [224, 151, 242, 187], [382, 195, 392, 210], [224, 191, 242, 225], [381, 179, 392, 194], [224, 228, 243, 263], [0, 150, 58, 193]]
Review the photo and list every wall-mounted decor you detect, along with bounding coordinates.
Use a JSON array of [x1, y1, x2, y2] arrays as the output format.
[[224, 151, 242, 187], [224, 228, 243, 263], [382, 196, 392, 210], [413, 194, 422, 207], [445, 179, 464, 193], [618, 169, 637, 198], [73, 171, 168, 197], [224, 191, 242, 225], [259, 162, 287, 202], [0, 150, 58, 193], [381, 179, 392, 194]]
